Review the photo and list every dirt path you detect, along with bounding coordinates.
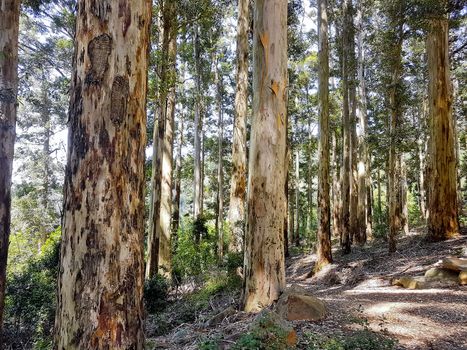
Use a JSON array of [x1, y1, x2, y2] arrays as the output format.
[[286, 232, 467, 350]]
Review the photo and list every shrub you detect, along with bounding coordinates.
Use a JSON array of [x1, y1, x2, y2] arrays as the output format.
[[144, 274, 169, 314]]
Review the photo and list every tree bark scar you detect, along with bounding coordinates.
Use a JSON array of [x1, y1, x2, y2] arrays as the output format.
[[110, 76, 129, 127], [85, 34, 112, 85], [118, 0, 132, 37], [0, 88, 16, 104], [69, 81, 88, 175], [91, 0, 112, 21]]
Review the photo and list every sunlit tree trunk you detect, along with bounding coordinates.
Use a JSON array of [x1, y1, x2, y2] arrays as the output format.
[[316, 0, 332, 269], [147, 0, 177, 279], [228, 0, 249, 253], [0, 0, 20, 341], [427, 15, 459, 241], [340, 0, 351, 254], [243, 0, 287, 312], [400, 155, 409, 235], [54, 0, 151, 348]]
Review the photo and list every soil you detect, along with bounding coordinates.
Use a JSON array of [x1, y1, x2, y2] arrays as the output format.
[[148, 231, 467, 349]]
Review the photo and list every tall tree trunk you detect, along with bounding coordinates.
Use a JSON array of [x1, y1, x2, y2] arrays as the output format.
[[332, 132, 342, 239], [316, 0, 332, 269], [377, 166, 382, 219], [54, 1, 151, 348], [227, 0, 249, 253], [356, 0, 369, 245], [193, 24, 203, 220], [340, 0, 352, 254], [147, 0, 177, 279], [427, 15, 459, 241], [418, 101, 428, 220], [400, 155, 409, 235], [294, 149, 300, 246], [172, 117, 183, 237], [0, 0, 20, 341], [388, 11, 403, 253], [215, 57, 224, 259], [243, 0, 287, 312]]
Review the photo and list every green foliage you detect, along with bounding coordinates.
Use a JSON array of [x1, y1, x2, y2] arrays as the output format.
[[172, 217, 217, 279], [407, 191, 424, 227], [300, 330, 396, 350], [3, 228, 61, 349], [232, 312, 294, 350], [144, 274, 170, 314]]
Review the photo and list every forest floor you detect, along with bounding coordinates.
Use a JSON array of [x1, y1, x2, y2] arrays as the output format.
[[148, 230, 467, 350]]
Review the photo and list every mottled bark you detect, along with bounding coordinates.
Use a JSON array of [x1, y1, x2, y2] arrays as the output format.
[[172, 117, 183, 236], [243, 0, 287, 312], [0, 0, 20, 341], [332, 133, 342, 239], [427, 17, 459, 241], [228, 0, 249, 253], [316, 0, 332, 269], [400, 155, 409, 235], [294, 149, 300, 246], [54, 1, 151, 348]]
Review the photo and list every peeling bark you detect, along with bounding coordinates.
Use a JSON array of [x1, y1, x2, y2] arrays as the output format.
[[243, 0, 287, 312], [54, 1, 151, 348], [0, 0, 20, 341]]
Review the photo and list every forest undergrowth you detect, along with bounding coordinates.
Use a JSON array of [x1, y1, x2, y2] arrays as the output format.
[[145, 230, 467, 350]]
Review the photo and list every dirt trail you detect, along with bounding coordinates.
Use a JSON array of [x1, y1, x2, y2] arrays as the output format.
[[287, 232, 467, 350]]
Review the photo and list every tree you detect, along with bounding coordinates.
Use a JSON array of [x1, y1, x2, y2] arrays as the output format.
[[227, 0, 249, 253], [147, 0, 178, 279], [0, 0, 21, 341], [316, 0, 333, 269], [426, 6, 459, 241], [243, 0, 287, 312], [54, 0, 151, 348]]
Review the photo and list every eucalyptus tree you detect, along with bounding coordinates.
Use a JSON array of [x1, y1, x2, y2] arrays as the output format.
[[243, 0, 288, 312], [54, 0, 151, 348], [0, 0, 21, 340]]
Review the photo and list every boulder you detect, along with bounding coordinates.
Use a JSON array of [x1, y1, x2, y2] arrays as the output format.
[[392, 276, 427, 289], [439, 257, 467, 272], [275, 285, 326, 321], [424, 267, 459, 282], [459, 271, 467, 286]]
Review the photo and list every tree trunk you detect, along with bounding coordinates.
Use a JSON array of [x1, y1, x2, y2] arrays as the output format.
[[400, 155, 409, 235], [332, 132, 342, 239], [215, 57, 224, 259], [316, 0, 332, 270], [157, 0, 177, 278], [243, 0, 287, 312], [294, 149, 300, 246], [147, 0, 177, 279], [0, 0, 21, 341], [227, 0, 249, 253], [427, 16, 459, 241], [340, 0, 351, 254], [172, 117, 183, 237], [54, 1, 151, 348], [356, 0, 369, 245], [193, 24, 203, 220], [388, 14, 403, 253]]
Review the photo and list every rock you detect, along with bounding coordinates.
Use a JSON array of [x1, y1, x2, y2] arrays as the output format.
[[459, 271, 467, 285], [424, 267, 459, 282], [392, 276, 427, 289], [439, 257, 467, 272], [252, 310, 297, 347], [311, 263, 340, 285], [275, 285, 326, 321], [206, 306, 236, 326]]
